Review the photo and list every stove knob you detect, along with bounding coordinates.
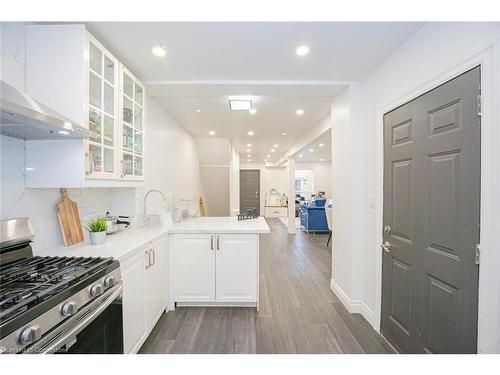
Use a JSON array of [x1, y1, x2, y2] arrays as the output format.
[[61, 301, 78, 317], [18, 324, 42, 345], [90, 284, 103, 297], [104, 275, 116, 288]]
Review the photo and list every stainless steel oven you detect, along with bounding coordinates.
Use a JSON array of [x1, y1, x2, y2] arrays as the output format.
[[0, 218, 124, 354]]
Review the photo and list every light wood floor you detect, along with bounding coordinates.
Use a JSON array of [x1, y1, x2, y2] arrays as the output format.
[[139, 218, 394, 354]]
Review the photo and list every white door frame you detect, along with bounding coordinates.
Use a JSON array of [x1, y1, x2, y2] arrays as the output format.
[[373, 41, 498, 353]]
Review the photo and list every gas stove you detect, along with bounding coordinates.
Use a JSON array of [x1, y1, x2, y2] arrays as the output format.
[[0, 218, 123, 354]]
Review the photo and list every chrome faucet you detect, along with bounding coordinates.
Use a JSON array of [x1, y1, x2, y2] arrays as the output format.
[[143, 189, 167, 226]]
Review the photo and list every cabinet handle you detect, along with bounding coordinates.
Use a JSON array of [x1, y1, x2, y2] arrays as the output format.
[[145, 249, 151, 269], [151, 248, 156, 266], [210, 235, 214, 250], [216, 235, 220, 250]]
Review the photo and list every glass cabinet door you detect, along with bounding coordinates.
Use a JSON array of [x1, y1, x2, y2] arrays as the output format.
[[87, 40, 117, 177], [121, 68, 144, 179]]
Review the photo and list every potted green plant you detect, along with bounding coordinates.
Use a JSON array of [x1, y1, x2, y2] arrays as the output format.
[[88, 217, 107, 245]]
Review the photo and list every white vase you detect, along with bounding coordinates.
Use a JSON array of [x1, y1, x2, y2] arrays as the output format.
[[90, 231, 107, 245]]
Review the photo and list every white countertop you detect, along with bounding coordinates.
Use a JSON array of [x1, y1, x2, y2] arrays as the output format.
[[35, 223, 171, 262], [168, 216, 270, 234], [34, 216, 270, 262]]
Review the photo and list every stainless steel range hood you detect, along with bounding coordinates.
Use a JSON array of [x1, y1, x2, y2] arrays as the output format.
[[0, 81, 88, 140]]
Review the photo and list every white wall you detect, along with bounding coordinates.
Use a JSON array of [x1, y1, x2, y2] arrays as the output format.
[[0, 22, 27, 91], [331, 22, 500, 353], [195, 137, 231, 216], [137, 97, 200, 216], [330, 87, 354, 300], [229, 144, 240, 216]]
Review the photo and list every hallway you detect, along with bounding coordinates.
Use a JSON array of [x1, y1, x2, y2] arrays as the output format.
[[139, 218, 394, 354]]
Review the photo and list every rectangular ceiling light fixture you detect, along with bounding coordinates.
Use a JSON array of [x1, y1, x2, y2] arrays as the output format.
[[228, 98, 252, 111]]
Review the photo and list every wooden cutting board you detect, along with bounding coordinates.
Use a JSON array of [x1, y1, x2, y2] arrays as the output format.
[[57, 188, 84, 246]]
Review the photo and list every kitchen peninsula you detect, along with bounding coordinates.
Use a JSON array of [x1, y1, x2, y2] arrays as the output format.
[[35, 216, 270, 353], [169, 216, 270, 310]]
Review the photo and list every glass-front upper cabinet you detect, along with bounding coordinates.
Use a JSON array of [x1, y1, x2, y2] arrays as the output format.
[[120, 65, 145, 180], [86, 37, 119, 179]]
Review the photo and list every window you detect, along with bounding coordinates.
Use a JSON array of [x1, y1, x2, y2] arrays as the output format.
[[295, 169, 314, 199]]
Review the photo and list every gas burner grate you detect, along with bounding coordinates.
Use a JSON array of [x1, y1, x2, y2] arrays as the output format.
[[0, 256, 113, 323]]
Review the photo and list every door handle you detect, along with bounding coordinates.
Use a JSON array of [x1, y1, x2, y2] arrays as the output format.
[[216, 235, 220, 250], [381, 241, 392, 253], [210, 235, 214, 250]]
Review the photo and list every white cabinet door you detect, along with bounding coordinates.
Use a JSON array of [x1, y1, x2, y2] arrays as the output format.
[[86, 34, 120, 180], [121, 249, 148, 354], [119, 65, 145, 181], [146, 238, 169, 328], [215, 234, 258, 303], [173, 234, 215, 303]]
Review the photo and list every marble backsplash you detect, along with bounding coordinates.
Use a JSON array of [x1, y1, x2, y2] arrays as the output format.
[[0, 135, 138, 253]]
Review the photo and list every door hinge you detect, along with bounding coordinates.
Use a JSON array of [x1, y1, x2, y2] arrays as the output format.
[[475, 244, 480, 265], [477, 94, 482, 116]]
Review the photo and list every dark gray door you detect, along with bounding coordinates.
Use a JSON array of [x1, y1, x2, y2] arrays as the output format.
[[381, 67, 481, 353], [240, 169, 260, 216]]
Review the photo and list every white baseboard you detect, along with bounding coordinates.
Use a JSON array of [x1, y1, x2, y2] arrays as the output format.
[[330, 279, 377, 330]]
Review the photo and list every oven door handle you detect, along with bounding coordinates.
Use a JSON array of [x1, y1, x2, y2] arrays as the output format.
[[38, 284, 123, 354]]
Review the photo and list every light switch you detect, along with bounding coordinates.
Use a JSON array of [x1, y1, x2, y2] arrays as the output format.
[[368, 194, 376, 209]]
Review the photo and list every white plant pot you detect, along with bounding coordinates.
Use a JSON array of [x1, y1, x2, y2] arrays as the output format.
[[90, 231, 107, 245]]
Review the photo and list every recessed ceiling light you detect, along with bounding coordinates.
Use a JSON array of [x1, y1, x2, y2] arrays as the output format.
[[296, 109, 304, 116], [209, 130, 215, 136], [229, 99, 252, 111], [249, 108, 257, 115], [152, 45, 167, 57], [247, 143, 252, 147], [247, 154, 251, 157], [295, 45, 310, 56], [318, 143, 324, 147], [264, 159, 268, 162], [246, 148, 251, 152], [266, 154, 271, 158], [247, 159, 251, 162], [271, 149, 276, 152], [298, 154, 304, 158], [247, 131, 254, 136], [273, 144, 279, 148], [309, 148, 314, 152], [320, 158, 325, 162], [57, 130, 70, 135], [195, 109, 202, 113], [282, 132, 288, 136]]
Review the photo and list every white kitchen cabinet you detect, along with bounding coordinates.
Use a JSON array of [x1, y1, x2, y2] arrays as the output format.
[[146, 237, 169, 328], [24, 24, 145, 187], [173, 234, 215, 303], [121, 249, 148, 354], [215, 234, 258, 303], [172, 233, 258, 307], [121, 238, 169, 353]]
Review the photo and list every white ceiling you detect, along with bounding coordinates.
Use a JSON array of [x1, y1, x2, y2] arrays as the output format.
[[156, 89, 338, 162], [86, 22, 424, 82], [292, 130, 331, 162], [83, 22, 423, 162]]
